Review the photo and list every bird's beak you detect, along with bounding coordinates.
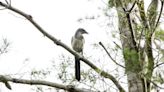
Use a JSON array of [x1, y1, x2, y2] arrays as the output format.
[[85, 31, 88, 34]]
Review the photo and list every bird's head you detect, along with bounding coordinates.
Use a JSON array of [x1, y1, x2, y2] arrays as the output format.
[[77, 28, 88, 34]]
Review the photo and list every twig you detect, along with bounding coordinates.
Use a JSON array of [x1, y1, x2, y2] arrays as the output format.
[[149, 79, 164, 89], [128, 1, 137, 13], [154, 62, 164, 69], [99, 42, 125, 68], [113, 41, 122, 49]]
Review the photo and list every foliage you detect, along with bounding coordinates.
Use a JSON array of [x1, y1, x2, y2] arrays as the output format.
[[124, 48, 141, 72], [155, 29, 164, 41]]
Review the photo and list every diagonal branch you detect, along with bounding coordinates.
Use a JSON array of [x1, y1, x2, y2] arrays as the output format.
[[0, 1, 125, 92], [128, 0, 137, 13], [99, 42, 125, 68]]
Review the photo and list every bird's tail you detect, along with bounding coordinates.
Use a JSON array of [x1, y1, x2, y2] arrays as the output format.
[[75, 57, 80, 81]]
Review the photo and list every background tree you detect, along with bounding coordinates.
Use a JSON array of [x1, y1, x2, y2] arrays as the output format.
[[0, 0, 164, 92], [108, 0, 164, 92]]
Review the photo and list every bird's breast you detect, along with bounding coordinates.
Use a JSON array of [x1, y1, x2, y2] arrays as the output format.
[[71, 37, 84, 52]]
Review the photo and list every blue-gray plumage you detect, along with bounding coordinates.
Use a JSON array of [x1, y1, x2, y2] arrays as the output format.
[[71, 28, 88, 81]]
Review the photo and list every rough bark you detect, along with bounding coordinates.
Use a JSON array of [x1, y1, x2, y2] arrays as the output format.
[[115, 0, 144, 92], [113, 0, 160, 91]]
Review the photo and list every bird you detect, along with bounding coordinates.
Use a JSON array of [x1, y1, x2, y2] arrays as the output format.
[[71, 28, 88, 81]]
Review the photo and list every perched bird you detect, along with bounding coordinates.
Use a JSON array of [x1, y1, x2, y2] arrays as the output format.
[[71, 28, 88, 81]]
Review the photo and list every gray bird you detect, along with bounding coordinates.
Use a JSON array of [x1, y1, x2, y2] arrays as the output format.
[[71, 28, 88, 81]]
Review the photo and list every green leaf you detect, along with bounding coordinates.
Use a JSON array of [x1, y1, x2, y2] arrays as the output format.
[[155, 29, 164, 41]]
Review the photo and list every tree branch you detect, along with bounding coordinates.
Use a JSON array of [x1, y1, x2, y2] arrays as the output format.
[[128, 0, 137, 13], [0, 75, 11, 90], [153, 0, 164, 33], [121, 1, 138, 51], [99, 42, 125, 68], [148, 78, 164, 89], [0, 1, 125, 92], [0, 75, 95, 92], [136, 0, 150, 29], [154, 62, 164, 69]]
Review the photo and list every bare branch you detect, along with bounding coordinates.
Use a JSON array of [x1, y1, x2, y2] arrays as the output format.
[[0, 75, 95, 92], [154, 62, 164, 69], [0, 75, 11, 90], [5, 0, 11, 5], [0, 0, 10, 10], [0, 1, 125, 92], [99, 42, 125, 68], [153, 0, 164, 33], [128, 1, 137, 13], [149, 78, 164, 89], [113, 41, 122, 49]]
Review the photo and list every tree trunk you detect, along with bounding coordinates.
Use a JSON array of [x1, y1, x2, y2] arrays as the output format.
[[115, 1, 145, 92]]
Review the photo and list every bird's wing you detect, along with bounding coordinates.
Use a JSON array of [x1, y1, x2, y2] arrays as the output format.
[[71, 36, 84, 53]]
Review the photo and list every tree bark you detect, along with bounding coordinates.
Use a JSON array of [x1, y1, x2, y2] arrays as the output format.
[[115, 0, 144, 92]]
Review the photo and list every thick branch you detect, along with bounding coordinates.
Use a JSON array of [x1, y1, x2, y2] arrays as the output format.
[[0, 75, 95, 92], [0, 2, 125, 92], [121, 0, 138, 51]]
